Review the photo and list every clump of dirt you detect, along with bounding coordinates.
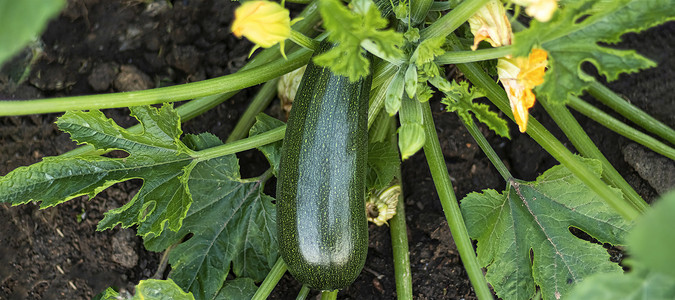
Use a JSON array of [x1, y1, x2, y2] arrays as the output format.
[[0, 1, 672, 299]]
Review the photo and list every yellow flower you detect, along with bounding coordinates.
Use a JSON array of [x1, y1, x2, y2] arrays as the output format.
[[468, 0, 512, 50], [512, 0, 559, 22], [231, 1, 291, 48], [497, 48, 548, 132]]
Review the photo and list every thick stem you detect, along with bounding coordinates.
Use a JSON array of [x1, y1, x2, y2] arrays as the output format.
[[196, 126, 286, 161], [290, 30, 320, 51], [429, 0, 462, 11], [435, 46, 513, 65], [296, 285, 311, 300], [588, 81, 675, 145], [461, 118, 512, 181], [390, 175, 413, 299], [226, 79, 280, 143], [421, 101, 494, 300], [540, 100, 649, 213], [252, 258, 288, 300], [567, 96, 675, 161], [320, 290, 338, 300], [0, 49, 312, 116], [419, 0, 490, 40], [410, 0, 434, 25]]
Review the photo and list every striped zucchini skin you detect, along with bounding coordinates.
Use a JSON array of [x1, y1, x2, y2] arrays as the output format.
[[277, 41, 371, 291]]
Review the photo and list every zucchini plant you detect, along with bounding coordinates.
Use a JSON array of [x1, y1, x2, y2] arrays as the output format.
[[1, 0, 674, 299]]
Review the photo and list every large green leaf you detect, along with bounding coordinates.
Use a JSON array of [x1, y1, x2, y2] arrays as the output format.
[[0, 105, 194, 237], [249, 113, 285, 175], [512, 0, 674, 103], [144, 133, 278, 300], [132, 279, 195, 300], [213, 278, 258, 300], [366, 138, 400, 190], [94, 279, 194, 300], [567, 191, 675, 299], [460, 159, 631, 300], [566, 265, 675, 300], [627, 190, 675, 278], [0, 0, 65, 67]]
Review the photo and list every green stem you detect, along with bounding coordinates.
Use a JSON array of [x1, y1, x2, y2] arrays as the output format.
[[435, 46, 513, 65], [390, 176, 413, 299], [419, 0, 490, 40], [0, 48, 312, 116], [195, 126, 286, 161], [410, 0, 434, 25], [320, 290, 338, 300], [226, 79, 280, 143], [551, 105, 651, 210], [368, 69, 397, 129], [429, 0, 462, 11], [461, 118, 512, 181], [567, 96, 675, 160], [453, 53, 640, 220], [285, 0, 313, 3], [290, 29, 320, 51], [361, 39, 406, 66], [588, 81, 675, 145], [540, 100, 649, 213], [296, 285, 311, 300], [421, 101, 494, 300], [252, 258, 288, 300]]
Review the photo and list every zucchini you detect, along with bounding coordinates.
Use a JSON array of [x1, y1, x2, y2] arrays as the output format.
[[277, 41, 371, 291]]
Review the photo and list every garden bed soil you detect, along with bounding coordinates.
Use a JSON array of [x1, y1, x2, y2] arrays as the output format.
[[1, 1, 672, 299]]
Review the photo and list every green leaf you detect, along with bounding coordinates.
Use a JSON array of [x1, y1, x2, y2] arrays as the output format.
[[92, 287, 119, 300], [411, 36, 446, 66], [214, 278, 258, 300], [460, 159, 631, 300], [0, 0, 65, 67], [567, 191, 675, 299], [315, 0, 404, 81], [626, 190, 675, 278], [0, 105, 194, 238], [512, 0, 674, 103], [131, 279, 195, 300], [144, 135, 277, 300], [249, 113, 285, 175], [566, 266, 675, 300], [438, 79, 509, 139], [367, 138, 400, 190]]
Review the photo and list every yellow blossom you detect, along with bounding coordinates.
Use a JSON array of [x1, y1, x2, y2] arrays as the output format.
[[231, 1, 291, 48], [512, 0, 559, 22], [468, 0, 512, 50], [497, 48, 548, 132]]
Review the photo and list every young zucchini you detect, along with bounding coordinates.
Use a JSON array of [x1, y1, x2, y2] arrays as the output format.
[[277, 41, 371, 291]]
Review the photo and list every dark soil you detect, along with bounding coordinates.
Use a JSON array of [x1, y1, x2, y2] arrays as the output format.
[[1, 1, 672, 299]]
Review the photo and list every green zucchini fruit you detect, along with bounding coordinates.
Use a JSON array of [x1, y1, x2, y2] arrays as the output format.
[[277, 41, 371, 291]]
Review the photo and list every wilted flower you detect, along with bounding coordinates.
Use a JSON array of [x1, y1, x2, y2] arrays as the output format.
[[231, 1, 291, 48], [366, 184, 401, 226], [468, 0, 512, 50], [512, 0, 558, 22], [497, 48, 548, 132]]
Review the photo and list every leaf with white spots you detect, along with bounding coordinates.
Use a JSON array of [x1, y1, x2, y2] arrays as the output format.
[[460, 158, 631, 300]]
